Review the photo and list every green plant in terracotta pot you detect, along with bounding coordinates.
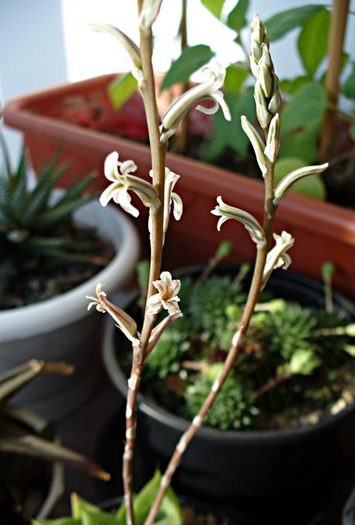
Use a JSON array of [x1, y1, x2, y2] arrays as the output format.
[[35, 3, 355, 525]]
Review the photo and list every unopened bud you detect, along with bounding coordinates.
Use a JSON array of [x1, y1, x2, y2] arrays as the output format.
[[264, 113, 280, 163]]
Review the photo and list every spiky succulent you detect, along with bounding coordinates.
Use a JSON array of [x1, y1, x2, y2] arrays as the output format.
[[142, 273, 355, 431], [185, 364, 258, 430], [0, 137, 105, 308]]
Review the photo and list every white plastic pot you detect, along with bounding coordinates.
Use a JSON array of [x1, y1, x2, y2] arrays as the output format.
[[0, 200, 140, 419]]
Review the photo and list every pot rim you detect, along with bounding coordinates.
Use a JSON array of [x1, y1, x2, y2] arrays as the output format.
[[0, 200, 140, 341], [103, 266, 355, 442]]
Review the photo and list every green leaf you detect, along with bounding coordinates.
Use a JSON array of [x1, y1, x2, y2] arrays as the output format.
[[265, 5, 326, 41], [274, 157, 326, 200], [202, 87, 255, 161], [279, 122, 321, 164], [344, 345, 355, 357], [33, 195, 94, 227], [224, 63, 249, 92], [343, 62, 355, 100], [71, 493, 104, 519], [81, 509, 119, 525], [108, 73, 138, 111], [350, 123, 355, 141], [289, 349, 321, 375], [281, 82, 326, 134], [297, 8, 330, 78], [117, 471, 183, 525], [160, 45, 215, 91], [280, 76, 311, 95], [321, 261, 335, 282], [201, 0, 224, 19], [226, 0, 249, 32]]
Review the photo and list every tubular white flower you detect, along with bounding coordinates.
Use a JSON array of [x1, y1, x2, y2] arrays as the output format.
[[139, 0, 162, 30], [147, 271, 181, 316], [211, 196, 266, 247], [87, 23, 142, 81], [163, 168, 183, 233], [160, 61, 231, 142], [273, 163, 329, 205], [241, 116, 267, 177], [100, 151, 160, 218], [262, 231, 295, 285], [86, 283, 138, 343], [264, 113, 280, 163]]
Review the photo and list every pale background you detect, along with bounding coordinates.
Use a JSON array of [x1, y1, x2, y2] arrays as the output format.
[[0, 0, 354, 162]]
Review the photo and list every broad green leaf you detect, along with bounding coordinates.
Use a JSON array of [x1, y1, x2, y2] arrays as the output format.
[[274, 157, 326, 200], [201, 0, 224, 19], [280, 76, 311, 95], [32, 518, 82, 525], [202, 87, 255, 161], [108, 73, 138, 111], [81, 509, 119, 525], [350, 123, 355, 141], [343, 62, 355, 100], [265, 5, 326, 41], [117, 471, 183, 525], [297, 8, 330, 78], [279, 122, 321, 164], [71, 493, 104, 519], [224, 63, 249, 92], [226, 0, 249, 32], [160, 45, 215, 91], [281, 82, 326, 134]]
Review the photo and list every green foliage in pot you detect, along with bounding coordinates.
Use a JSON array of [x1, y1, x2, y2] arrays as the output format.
[[141, 259, 355, 431], [0, 133, 113, 310]]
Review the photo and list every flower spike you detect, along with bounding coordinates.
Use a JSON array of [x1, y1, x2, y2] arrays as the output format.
[[160, 61, 231, 142], [100, 151, 160, 217], [87, 283, 138, 343], [211, 196, 266, 247], [147, 272, 182, 317]]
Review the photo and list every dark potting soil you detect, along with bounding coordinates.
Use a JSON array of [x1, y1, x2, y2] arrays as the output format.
[[41, 87, 355, 209], [1, 223, 114, 310]]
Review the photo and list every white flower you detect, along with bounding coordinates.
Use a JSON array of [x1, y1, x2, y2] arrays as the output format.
[[273, 163, 329, 205], [262, 231, 295, 285], [211, 196, 266, 247], [87, 283, 138, 343], [147, 271, 181, 316], [160, 61, 231, 142], [87, 23, 142, 81], [100, 151, 160, 217]]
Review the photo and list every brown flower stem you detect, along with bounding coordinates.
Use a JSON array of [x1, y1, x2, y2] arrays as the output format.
[[122, 5, 168, 523], [144, 157, 277, 525], [254, 373, 290, 399]]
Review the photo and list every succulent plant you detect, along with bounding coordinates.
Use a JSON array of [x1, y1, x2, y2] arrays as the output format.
[[0, 133, 108, 309]]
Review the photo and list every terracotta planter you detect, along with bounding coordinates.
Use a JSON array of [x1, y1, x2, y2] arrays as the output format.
[[4, 74, 355, 296]]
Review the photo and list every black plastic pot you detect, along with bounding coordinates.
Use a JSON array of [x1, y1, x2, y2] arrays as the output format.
[[103, 267, 355, 525]]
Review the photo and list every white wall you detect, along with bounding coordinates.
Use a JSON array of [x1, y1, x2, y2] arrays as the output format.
[[0, 0, 67, 163]]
